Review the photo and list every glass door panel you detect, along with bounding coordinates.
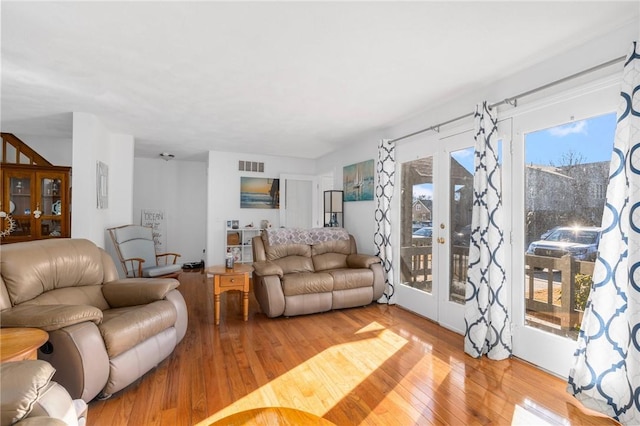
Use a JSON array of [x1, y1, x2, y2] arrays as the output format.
[[400, 156, 434, 294], [523, 113, 615, 339]]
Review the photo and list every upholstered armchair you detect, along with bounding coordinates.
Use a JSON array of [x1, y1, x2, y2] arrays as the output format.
[[108, 224, 182, 278], [1, 360, 88, 426], [0, 238, 188, 402]]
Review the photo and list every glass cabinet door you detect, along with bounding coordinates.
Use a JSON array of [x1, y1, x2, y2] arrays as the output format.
[[7, 173, 34, 239], [38, 174, 65, 238]]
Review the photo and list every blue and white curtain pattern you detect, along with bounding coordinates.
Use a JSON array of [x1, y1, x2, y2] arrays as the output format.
[[464, 102, 512, 360], [374, 139, 396, 304], [567, 42, 640, 424]]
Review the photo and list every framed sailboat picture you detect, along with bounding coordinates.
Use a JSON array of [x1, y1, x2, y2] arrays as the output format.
[[343, 159, 374, 201]]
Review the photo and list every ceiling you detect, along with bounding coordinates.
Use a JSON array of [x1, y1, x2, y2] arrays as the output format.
[[2, 2, 638, 161]]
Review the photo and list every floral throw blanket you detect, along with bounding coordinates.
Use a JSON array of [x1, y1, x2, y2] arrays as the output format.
[[264, 227, 349, 246]]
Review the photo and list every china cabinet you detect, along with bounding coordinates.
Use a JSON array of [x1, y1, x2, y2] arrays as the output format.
[[1, 164, 71, 243]]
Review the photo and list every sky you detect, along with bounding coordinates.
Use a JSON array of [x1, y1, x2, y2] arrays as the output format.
[[525, 112, 616, 166], [412, 111, 617, 200]]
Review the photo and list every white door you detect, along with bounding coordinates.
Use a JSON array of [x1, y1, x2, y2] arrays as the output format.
[[396, 127, 492, 334], [510, 81, 618, 377], [279, 174, 319, 229]]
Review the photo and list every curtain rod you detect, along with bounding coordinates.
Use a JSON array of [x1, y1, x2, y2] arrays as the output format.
[[390, 54, 627, 143]]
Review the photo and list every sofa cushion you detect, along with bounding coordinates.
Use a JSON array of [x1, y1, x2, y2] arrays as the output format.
[[329, 268, 374, 291], [281, 272, 333, 296], [99, 300, 177, 358], [313, 253, 348, 271], [274, 256, 314, 275], [0, 360, 56, 426], [265, 243, 311, 261], [311, 239, 352, 256]]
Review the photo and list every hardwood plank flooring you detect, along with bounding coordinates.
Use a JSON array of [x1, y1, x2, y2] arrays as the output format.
[[87, 271, 618, 425]]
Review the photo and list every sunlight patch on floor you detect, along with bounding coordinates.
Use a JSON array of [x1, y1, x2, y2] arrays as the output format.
[[511, 399, 569, 426], [196, 322, 407, 425]]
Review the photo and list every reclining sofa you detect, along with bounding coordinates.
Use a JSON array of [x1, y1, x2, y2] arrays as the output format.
[[0, 239, 188, 402], [251, 228, 384, 317]]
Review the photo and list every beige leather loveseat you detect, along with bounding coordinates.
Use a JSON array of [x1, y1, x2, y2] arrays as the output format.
[[0, 239, 188, 402], [252, 228, 384, 317]]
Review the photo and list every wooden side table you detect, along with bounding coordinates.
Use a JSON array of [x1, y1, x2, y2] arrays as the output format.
[[205, 264, 253, 325], [0, 328, 49, 363]]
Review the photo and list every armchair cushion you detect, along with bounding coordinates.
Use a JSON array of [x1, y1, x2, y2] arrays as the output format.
[[0, 360, 55, 426], [102, 279, 179, 308], [142, 263, 182, 278], [0, 305, 103, 332], [99, 300, 178, 358]]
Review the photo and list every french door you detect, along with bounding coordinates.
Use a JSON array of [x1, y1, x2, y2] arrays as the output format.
[[395, 129, 481, 333]]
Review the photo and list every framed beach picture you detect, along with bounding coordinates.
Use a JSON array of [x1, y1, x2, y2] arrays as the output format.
[[240, 177, 280, 209], [343, 159, 374, 201]]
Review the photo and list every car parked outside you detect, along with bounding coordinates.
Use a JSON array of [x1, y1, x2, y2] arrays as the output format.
[[412, 226, 433, 238], [526, 226, 601, 261], [453, 224, 472, 246]]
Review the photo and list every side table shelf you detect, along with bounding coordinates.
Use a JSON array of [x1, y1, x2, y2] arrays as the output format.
[[224, 226, 262, 264]]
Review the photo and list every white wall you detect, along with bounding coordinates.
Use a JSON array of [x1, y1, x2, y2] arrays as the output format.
[[133, 158, 207, 264], [316, 137, 380, 256], [71, 112, 134, 248], [17, 136, 72, 167], [206, 151, 316, 266]]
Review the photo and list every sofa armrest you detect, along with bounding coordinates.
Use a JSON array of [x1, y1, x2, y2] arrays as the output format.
[[347, 253, 381, 269], [102, 278, 179, 308], [0, 305, 102, 331], [252, 261, 284, 278]]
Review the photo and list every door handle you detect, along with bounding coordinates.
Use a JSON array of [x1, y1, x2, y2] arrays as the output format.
[[437, 237, 445, 244]]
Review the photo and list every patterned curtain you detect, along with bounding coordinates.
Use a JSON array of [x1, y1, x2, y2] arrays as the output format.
[[374, 139, 396, 304], [567, 42, 640, 424], [464, 102, 512, 360]]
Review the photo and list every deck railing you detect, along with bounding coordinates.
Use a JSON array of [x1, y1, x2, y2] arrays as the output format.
[[524, 254, 594, 330], [400, 244, 594, 331]]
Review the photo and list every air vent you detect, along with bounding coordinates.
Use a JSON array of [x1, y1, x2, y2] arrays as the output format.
[[239, 161, 264, 172]]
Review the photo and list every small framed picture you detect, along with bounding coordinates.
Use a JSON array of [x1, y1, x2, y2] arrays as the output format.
[[232, 220, 239, 229], [226, 220, 232, 229]]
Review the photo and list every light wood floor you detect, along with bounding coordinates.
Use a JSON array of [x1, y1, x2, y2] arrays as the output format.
[[87, 271, 618, 425]]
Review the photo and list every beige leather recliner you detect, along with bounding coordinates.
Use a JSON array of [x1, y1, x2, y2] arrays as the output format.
[[1, 360, 88, 426], [0, 239, 188, 402], [252, 228, 384, 317]]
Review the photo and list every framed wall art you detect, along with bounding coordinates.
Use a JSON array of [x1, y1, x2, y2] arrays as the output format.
[[343, 159, 374, 201], [240, 177, 280, 209]]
